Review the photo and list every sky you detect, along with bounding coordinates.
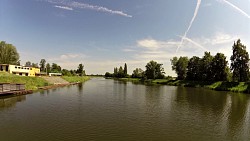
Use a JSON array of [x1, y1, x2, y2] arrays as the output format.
[[0, 0, 250, 76]]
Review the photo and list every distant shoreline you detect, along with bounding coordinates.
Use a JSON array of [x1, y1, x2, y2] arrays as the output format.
[[110, 77, 250, 94]]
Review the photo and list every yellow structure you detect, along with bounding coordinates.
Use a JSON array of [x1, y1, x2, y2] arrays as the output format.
[[0, 64, 41, 77]]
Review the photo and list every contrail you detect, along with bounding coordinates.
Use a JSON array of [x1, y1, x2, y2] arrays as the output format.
[[45, 0, 132, 18], [70, 1, 132, 18], [181, 36, 208, 51], [217, 0, 250, 19], [176, 0, 202, 53], [54, 5, 73, 11]]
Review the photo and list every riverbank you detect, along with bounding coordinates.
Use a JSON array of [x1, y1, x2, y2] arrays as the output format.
[[0, 72, 90, 91], [154, 80, 250, 94], [111, 77, 250, 94]]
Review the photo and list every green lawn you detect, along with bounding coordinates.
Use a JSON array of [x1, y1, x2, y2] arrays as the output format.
[[0, 72, 50, 90]]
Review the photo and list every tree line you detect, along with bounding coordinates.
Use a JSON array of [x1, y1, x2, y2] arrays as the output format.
[[0, 41, 86, 76], [105, 60, 165, 79], [171, 39, 249, 82]]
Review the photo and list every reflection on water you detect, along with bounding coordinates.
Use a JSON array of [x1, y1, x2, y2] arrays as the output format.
[[0, 95, 26, 110], [0, 78, 249, 141]]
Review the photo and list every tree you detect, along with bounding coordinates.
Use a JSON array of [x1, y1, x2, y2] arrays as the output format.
[[230, 39, 249, 82], [186, 56, 201, 81], [25, 61, 32, 67], [211, 53, 228, 81], [118, 66, 124, 78], [113, 67, 118, 77], [32, 63, 38, 68], [76, 63, 85, 76], [51, 63, 61, 73], [62, 69, 73, 76], [46, 63, 51, 74], [132, 68, 144, 78], [124, 63, 128, 77], [171, 56, 189, 80], [200, 52, 213, 81], [105, 72, 113, 77], [0, 41, 20, 64], [145, 60, 165, 79], [39, 59, 46, 72]]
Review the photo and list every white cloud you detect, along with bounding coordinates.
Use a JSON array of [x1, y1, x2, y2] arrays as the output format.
[[54, 5, 73, 11], [210, 32, 239, 45], [48, 53, 87, 63], [122, 48, 135, 52]]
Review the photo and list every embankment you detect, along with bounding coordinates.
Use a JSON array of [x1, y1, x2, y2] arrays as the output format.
[[0, 72, 90, 91], [112, 77, 250, 94]]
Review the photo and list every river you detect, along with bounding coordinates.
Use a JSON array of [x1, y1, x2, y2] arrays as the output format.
[[0, 78, 250, 141]]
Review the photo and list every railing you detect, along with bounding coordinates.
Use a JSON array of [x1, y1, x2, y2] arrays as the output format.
[[0, 83, 25, 93]]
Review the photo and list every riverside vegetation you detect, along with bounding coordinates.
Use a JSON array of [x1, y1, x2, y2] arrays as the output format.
[[0, 72, 89, 90], [105, 39, 250, 94], [0, 41, 90, 91]]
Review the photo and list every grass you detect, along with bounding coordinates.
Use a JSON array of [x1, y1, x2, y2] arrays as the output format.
[[163, 79, 250, 94], [0, 72, 50, 90], [62, 76, 90, 83]]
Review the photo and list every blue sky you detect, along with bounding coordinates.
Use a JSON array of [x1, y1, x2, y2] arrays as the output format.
[[0, 0, 250, 75]]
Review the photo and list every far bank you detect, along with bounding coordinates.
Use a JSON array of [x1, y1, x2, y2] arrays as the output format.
[[110, 77, 250, 94]]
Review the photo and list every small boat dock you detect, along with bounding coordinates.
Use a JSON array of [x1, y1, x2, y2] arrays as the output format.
[[0, 83, 32, 96]]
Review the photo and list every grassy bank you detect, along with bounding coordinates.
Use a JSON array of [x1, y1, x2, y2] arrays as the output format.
[[160, 79, 250, 94], [0, 72, 90, 91], [0, 72, 50, 90], [111, 76, 250, 94], [62, 76, 90, 83]]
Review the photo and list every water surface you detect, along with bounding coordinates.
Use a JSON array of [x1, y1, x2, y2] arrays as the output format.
[[0, 78, 250, 141]]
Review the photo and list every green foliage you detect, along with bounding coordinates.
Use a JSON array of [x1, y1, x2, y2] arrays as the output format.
[[62, 69, 72, 76], [132, 68, 144, 78], [113, 67, 118, 77], [105, 72, 113, 77], [32, 63, 38, 68], [230, 39, 249, 82], [51, 63, 61, 73], [124, 63, 128, 77], [76, 63, 85, 76], [25, 61, 32, 67], [184, 52, 228, 82], [186, 56, 200, 80], [171, 56, 188, 80], [200, 52, 213, 81], [112, 65, 125, 78], [39, 59, 46, 72], [211, 53, 228, 81], [118, 66, 124, 78], [46, 63, 51, 74], [0, 41, 20, 65], [145, 60, 165, 79]]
